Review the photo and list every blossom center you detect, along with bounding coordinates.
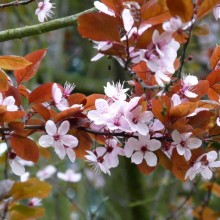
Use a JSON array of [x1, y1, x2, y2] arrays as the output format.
[[141, 146, 147, 153], [97, 156, 104, 163], [53, 134, 60, 141]]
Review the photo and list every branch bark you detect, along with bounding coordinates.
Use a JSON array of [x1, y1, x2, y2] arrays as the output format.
[[0, 7, 96, 42], [0, 0, 35, 8]]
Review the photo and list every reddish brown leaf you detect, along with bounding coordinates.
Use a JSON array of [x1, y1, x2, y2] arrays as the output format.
[[207, 84, 220, 101], [18, 85, 29, 98], [67, 93, 87, 106], [0, 111, 24, 122], [0, 56, 31, 70], [8, 122, 25, 130], [83, 94, 105, 111], [32, 104, 51, 121], [137, 161, 156, 175], [155, 150, 172, 171], [206, 68, 220, 86], [71, 130, 92, 158], [11, 135, 39, 163], [28, 82, 53, 104], [151, 96, 171, 123], [197, 0, 220, 18], [169, 102, 198, 118], [54, 107, 81, 123], [14, 49, 47, 85], [0, 69, 8, 92], [171, 149, 189, 181], [78, 12, 120, 42], [188, 80, 209, 101], [167, 0, 194, 22], [210, 45, 220, 70]]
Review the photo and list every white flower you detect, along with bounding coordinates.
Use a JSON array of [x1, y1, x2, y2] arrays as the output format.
[[39, 120, 78, 162], [104, 81, 129, 101], [35, 0, 54, 23], [28, 198, 42, 206], [57, 169, 82, 182], [124, 134, 161, 167], [181, 75, 198, 98], [85, 148, 111, 175], [8, 151, 25, 176], [20, 172, 30, 182], [185, 151, 220, 180], [124, 97, 153, 135], [213, 4, 220, 20], [0, 93, 18, 111], [36, 165, 57, 180], [171, 130, 202, 161], [163, 16, 183, 32], [94, 1, 115, 16], [52, 82, 78, 111]]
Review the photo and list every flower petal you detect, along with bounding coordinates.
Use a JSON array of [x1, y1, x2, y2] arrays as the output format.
[[39, 135, 54, 147], [144, 151, 157, 167], [45, 120, 57, 135], [58, 120, 70, 135], [131, 151, 143, 164]]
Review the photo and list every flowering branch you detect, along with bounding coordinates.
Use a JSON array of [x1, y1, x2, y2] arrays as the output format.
[[0, 7, 96, 42], [0, 0, 35, 8]]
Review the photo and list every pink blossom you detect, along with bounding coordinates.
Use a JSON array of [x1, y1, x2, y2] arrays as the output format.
[[101, 138, 124, 168], [213, 4, 220, 20], [140, 30, 180, 86], [94, 1, 115, 17], [163, 17, 183, 32], [85, 147, 111, 175], [104, 101, 131, 132], [39, 120, 78, 162], [52, 82, 77, 111], [28, 198, 42, 206], [57, 169, 82, 182], [124, 134, 161, 167], [181, 75, 198, 98], [0, 93, 18, 111], [36, 165, 57, 180], [91, 41, 113, 61], [87, 99, 110, 125], [171, 130, 202, 161], [185, 151, 220, 180], [35, 0, 54, 23], [104, 81, 129, 101], [124, 97, 153, 135], [8, 151, 25, 176]]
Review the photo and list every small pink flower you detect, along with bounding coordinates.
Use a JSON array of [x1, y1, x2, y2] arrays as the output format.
[[36, 165, 56, 180], [104, 82, 129, 101], [8, 151, 25, 176], [39, 120, 78, 162], [185, 151, 220, 180], [125, 134, 161, 167], [94, 1, 115, 17], [213, 4, 220, 20], [181, 75, 198, 98], [28, 198, 42, 207], [85, 148, 111, 175], [52, 82, 80, 111], [35, 0, 54, 23], [0, 93, 18, 111], [57, 169, 82, 182], [124, 97, 153, 135], [171, 130, 202, 161], [163, 16, 183, 32]]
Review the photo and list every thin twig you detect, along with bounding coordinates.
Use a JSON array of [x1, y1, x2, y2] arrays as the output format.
[[0, 0, 35, 8]]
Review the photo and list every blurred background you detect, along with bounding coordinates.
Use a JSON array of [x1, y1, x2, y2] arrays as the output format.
[[0, 0, 220, 219]]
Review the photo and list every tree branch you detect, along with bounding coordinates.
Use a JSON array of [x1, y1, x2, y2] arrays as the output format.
[[0, 7, 96, 42], [0, 0, 35, 8]]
